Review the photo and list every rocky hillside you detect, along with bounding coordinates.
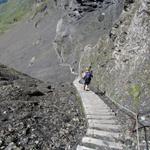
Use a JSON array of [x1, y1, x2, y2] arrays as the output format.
[[0, 0, 124, 82], [80, 0, 150, 113], [0, 64, 86, 150]]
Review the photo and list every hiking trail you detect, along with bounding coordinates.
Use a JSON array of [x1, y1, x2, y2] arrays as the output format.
[[73, 77, 124, 150]]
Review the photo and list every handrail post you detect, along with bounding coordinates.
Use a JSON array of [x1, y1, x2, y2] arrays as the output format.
[[136, 114, 140, 150], [144, 127, 149, 150]]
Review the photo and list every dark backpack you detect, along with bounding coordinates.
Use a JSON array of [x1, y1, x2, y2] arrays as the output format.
[[84, 72, 92, 80]]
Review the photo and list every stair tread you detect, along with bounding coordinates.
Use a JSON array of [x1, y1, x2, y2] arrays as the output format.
[[82, 137, 123, 149], [87, 129, 120, 138]]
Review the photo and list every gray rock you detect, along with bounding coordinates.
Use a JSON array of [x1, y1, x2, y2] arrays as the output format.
[[5, 142, 20, 150], [27, 90, 45, 97]]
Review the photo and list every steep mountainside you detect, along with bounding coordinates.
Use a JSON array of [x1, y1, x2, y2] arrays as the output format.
[[79, 1, 150, 148], [80, 0, 150, 113], [0, 0, 123, 82], [0, 0, 150, 149]]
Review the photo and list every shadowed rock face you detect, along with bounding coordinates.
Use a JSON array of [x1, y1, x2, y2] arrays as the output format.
[[0, 64, 86, 150]]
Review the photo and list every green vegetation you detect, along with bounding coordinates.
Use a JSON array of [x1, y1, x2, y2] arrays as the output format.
[[0, 0, 34, 33], [129, 84, 141, 112]]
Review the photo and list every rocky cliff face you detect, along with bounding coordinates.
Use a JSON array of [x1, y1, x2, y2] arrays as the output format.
[[79, 1, 150, 148], [80, 0, 150, 113], [54, 0, 124, 71]]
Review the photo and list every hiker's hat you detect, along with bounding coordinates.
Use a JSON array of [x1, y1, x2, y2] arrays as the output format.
[[86, 67, 90, 71]]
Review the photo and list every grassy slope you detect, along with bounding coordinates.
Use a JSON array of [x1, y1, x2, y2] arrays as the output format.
[[0, 0, 34, 33]]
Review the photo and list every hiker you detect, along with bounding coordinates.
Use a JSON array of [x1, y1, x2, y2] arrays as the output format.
[[82, 67, 93, 91]]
